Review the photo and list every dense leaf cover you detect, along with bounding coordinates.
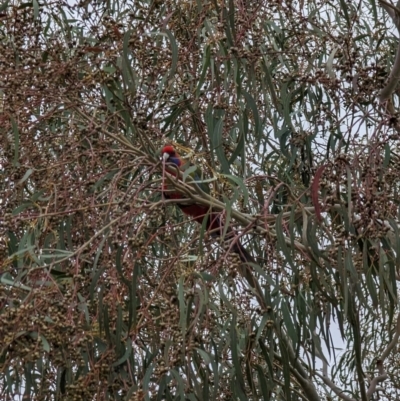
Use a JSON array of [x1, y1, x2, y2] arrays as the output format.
[[1, 0, 400, 400]]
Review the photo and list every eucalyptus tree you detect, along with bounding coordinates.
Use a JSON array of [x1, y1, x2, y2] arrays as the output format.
[[1, 0, 400, 400]]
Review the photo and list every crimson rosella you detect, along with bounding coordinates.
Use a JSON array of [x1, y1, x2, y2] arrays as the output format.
[[161, 145, 263, 299]]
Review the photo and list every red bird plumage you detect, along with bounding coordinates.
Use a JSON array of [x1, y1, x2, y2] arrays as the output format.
[[161, 145, 256, 265], [161, 145, 222, 233], [161, 145, 264, 303]]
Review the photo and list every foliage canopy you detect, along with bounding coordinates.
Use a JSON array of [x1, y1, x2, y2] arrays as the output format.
[[2, 0, 400, 400]]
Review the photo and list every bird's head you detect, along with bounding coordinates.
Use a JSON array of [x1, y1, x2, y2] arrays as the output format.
[[161, 145, 182, 167]]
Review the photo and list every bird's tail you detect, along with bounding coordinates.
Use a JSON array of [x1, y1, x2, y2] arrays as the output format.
[[207, 213, 265, 305], [232, 241, 256, 264], [206, 212, 255, 263]]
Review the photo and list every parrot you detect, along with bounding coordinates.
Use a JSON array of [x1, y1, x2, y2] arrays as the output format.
[[161, 144, 264, 302], [161, 145, 223, 234]]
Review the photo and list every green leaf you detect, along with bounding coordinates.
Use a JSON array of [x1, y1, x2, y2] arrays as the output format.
[[278, 335, 291, 399], [220, 173, 249, 206], [163, 29, 178, 80], [17, 168, 34, 185], [339, 0, 350, 25], [196, 45, 211, 97], [122, 30, 137, 95], [115, 245, 130, 286], [32, 0, 39, 19], [230, 315, 246, 397], [212, 116, 230, 174], [0, 275, 31, 291], [195, 348, 211, 364], [256, 364, 271, 399], [28, 332, 50, 352], [0, 0, 10, 12], [143, 363, 155, 401], [112, 339, 132, 367], [7, 231, 19, 256], [281, 301, 297, 349], [12, 202, 30, 216], [243, 90, 261, 138], [10, 117, 20, 167], [182, 165, 198, 183], [276, 211, 295, 270], [171, 369, 185, 400], [326, 47, 339, 79], [178, 276, 186, 339]]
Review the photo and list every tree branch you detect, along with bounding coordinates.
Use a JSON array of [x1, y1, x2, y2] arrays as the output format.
[[314, 371, 356, 401], [379, 0, 400, 101], [380, 313, 400, 361], [261, 340, 322, 401], [380, 0, 400, 26], [366, 313, 400, 398]]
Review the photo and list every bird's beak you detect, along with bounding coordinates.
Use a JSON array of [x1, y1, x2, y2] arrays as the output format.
[[162, 152, 170, 162]]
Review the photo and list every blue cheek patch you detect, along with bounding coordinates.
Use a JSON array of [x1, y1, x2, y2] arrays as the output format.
[[169, 156, 181, 166]]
